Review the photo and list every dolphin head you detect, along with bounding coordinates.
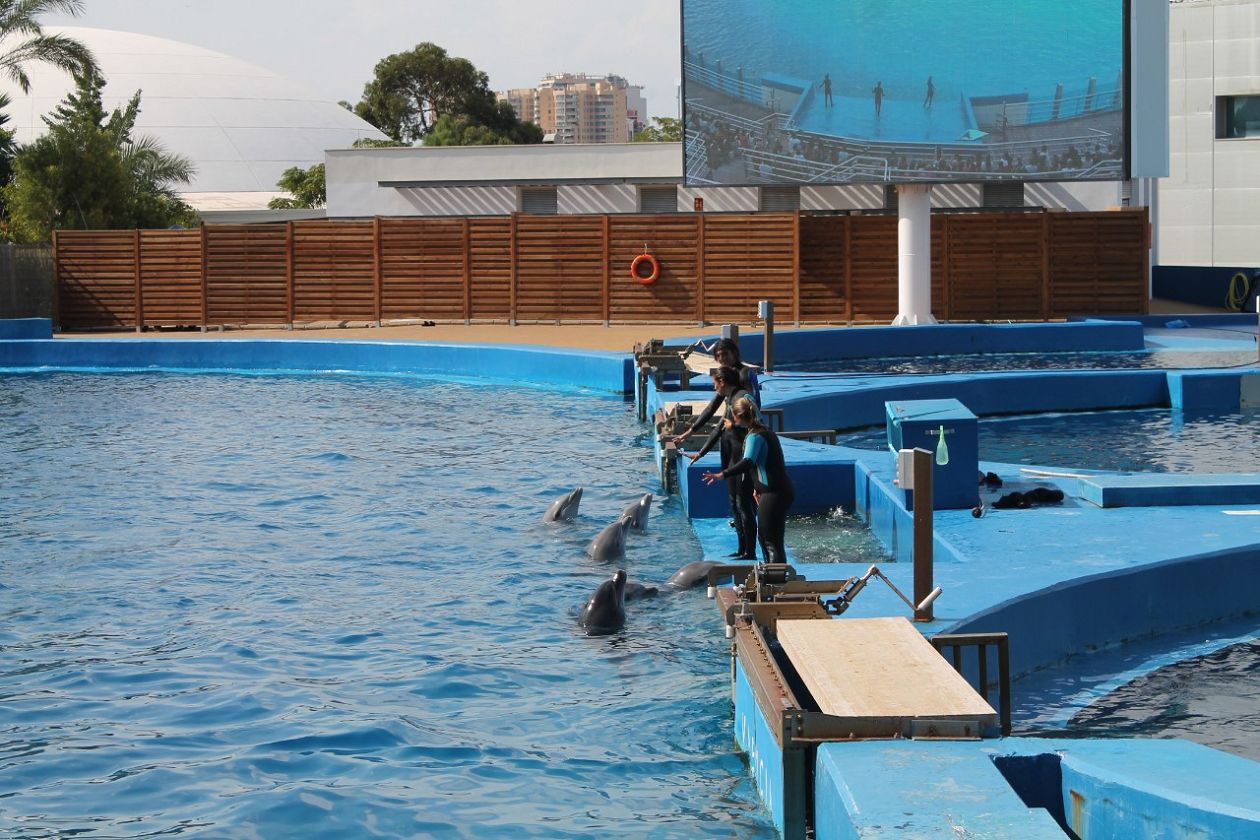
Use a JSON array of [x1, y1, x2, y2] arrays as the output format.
[[580, 569, 628, 635], [543, 487, 583, 523]]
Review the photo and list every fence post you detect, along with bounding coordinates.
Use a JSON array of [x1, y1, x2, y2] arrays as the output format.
[[843, 216, 853, 324], [695, 215, 706, 325], [200, 224, 208, 331], [601, 214, 611, 326], [133, 229, 143, 332], [941, 214, 952, 321], [462, 217, 472, 325], [372, 216, 383, 327], [1040, 212, 1050, 320], [792, 210, 801, 326], [285, 221, 295, 328], [912, 447, 935, 622], [51, 231, 61, 331], [509, 213, 518, 326]]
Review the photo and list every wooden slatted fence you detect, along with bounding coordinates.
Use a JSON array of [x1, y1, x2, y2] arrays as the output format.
[[52, 209, 1149, 330]]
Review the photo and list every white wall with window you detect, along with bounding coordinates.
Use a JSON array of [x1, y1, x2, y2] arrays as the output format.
[[1161, 0, 1260, 266]]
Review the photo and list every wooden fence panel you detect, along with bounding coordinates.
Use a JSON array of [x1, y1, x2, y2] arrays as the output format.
[[848, 216, 898, 323], [944, 214, 1045, 321], [138, 229, 202, 326], [469, 217, 511, 321], [1047, 211, 1148, 317], [515, 215, 605, 322], [56, 231, 137, 329], [205, 225, 289, 325], [379, 217, 467, 321], [799, 215, 848, 323], [291, 220, 375, 322], [702, 213, 796, 323], [609, 214, 701, 322]]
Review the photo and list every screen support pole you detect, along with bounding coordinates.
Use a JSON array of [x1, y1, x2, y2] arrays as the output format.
[[892, 184, 937, 325]]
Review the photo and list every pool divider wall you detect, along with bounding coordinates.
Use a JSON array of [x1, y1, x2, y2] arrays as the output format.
[[0, 318, 52, 340], [1169, 369, 1260, 412], [668, 321, 1147, 365], [0, 338, 635, 395], [951, 544, 1260, 679]]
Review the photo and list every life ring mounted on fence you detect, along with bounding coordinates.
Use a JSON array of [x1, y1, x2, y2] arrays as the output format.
[[631, 250, 660, 285]]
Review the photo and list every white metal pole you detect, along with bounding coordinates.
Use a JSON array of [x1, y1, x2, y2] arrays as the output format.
[[893, 184, 937, 325]]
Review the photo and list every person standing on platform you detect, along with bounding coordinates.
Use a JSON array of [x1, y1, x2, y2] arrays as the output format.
[[681, 366, 759, 559], [821, 73, 834, 107], [872, 80, 884, 118], [703, 397, 795, 565], [923, 76, 935, 109]]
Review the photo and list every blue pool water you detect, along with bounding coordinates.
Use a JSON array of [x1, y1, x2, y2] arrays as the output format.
[[843, 408, 1260, 475], [0, 373, 775, 838]]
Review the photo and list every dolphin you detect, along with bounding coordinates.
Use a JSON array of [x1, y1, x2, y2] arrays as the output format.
[[586, 517, 629, 561], [620, 493, 653, 531], [579, 569, 627, 635], [543, 488, 583, 523], [623, 581, 659, 601], [666, 560, 722, 590]]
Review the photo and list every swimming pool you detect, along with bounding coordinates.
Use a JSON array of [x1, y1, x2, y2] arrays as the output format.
[[0, 373, 774, 838], [841, 407, 1260, 474]]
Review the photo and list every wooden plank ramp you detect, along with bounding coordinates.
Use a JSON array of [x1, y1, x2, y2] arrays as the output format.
[[776, 617, 996, 728]]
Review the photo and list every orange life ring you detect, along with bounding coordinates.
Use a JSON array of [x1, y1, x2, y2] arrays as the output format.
[[631, 253, 660, 285]]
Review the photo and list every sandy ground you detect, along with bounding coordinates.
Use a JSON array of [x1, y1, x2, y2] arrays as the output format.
[[61, 299, 1230, 353]]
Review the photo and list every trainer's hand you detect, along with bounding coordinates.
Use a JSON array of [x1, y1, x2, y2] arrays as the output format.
[[702, 470, 723, 485]]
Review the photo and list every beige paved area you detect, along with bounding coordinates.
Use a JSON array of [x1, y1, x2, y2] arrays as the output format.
[[62, 299, 1230, 353]]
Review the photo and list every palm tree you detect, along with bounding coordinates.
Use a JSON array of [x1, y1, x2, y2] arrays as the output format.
[[0, 0, 96, 93]]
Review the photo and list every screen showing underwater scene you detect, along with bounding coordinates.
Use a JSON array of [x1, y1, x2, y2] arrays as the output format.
[[682, 0, 1128, 185]]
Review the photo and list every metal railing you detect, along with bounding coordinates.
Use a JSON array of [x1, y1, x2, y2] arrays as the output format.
[[683, 60, 765, 105], [931, 632, 1012, 736]]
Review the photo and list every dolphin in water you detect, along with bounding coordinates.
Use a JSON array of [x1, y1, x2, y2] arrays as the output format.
[[666, 560, 723, 590], [586, 517, 629, 561], [620, 493, 653, 531], [623, 581, 659, 601], [543, 488, 583, 523], [579, 569, 627, 635]]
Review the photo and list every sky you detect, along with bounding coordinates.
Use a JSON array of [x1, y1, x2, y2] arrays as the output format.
[[44, 0, 683, 121]]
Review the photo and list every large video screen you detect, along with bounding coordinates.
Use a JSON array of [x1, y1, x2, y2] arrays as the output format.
[[682, 0, 1128, 186]]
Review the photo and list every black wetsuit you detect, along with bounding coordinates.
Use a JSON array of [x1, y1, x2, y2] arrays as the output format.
[[724, 428, 794, 565], [694, 389, 757, 558]]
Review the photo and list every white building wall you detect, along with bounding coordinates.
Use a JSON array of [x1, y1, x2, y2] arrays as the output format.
[[1162, 0, 1260, 266], [558, 185, 639, 214]]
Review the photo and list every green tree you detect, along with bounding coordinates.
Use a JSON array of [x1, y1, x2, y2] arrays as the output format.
[[268, 163, 325, 209], [268, 138, 407, 210], [423, 105, 543, 147], [355, 42, 541, 146], [0, 0, 96, 93], [4, 72, 196, 241], [634, 117, 683, 143]]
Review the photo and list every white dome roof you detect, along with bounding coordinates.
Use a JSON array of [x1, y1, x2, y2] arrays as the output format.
[[0, 26, 387, 200]]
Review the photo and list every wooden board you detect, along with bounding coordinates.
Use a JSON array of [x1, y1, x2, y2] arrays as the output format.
[[776, 617, 996, 721]]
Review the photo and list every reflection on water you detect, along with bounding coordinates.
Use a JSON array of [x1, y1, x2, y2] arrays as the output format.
[[1065, 641, 1260, 762]]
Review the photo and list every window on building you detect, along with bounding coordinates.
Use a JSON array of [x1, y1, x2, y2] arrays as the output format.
[[638, 186, 679, 214], [519, 187, 558, 215], [759, 186, 800, 212], [982, 182, 1025, 209], [1217, 95, 1260, 139]]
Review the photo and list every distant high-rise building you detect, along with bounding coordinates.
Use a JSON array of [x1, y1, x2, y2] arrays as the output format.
[[498, 73, 645, 144]]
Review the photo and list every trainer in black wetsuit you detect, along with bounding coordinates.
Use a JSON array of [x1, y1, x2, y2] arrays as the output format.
[[703, 397, 795, 565], [687, 366, 758, 559]]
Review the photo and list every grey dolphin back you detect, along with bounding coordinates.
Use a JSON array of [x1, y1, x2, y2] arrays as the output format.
[[579, 569, 627, 634], [586, 517, 628, 561], [620, 493, 653, 531], [543, 487, 583, 523], [666, 560, 721, 589]]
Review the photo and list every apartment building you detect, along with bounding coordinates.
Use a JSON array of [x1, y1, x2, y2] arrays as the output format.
[[499, 73, 642, 144]]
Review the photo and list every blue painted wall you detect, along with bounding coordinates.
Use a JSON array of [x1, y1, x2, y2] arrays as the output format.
[[0, 338, 634, 395], [1153, 265, 1258, 309], [0, 318, 52, 340]]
